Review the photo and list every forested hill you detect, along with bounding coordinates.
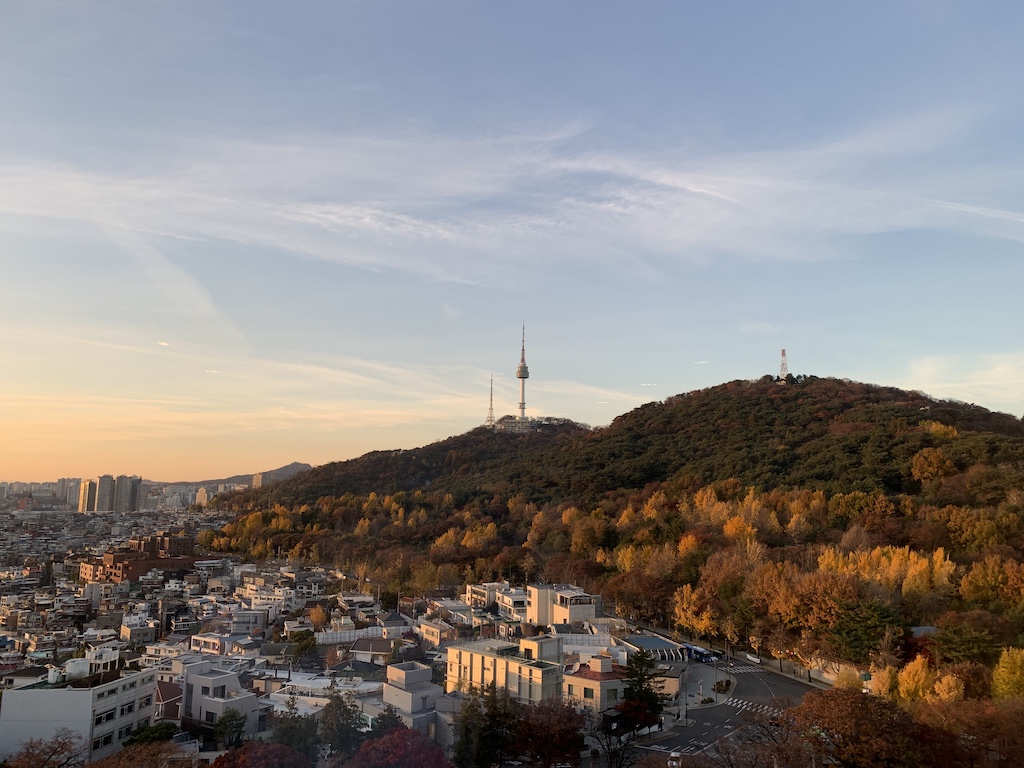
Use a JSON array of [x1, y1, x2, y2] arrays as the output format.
[[219, 375, 1024, 513], [223, 419, 590, 508], [206, 375, 1024, 689]]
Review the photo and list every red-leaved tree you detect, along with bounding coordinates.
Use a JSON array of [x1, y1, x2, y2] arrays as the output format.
[[341, 726, 451, 768], [211, 741, 312, 768]]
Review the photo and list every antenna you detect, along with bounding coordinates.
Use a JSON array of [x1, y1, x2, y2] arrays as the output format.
[[779, 349, 789, 379], [485, 374, 495, 428]]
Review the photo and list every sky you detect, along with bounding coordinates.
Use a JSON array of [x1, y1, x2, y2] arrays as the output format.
[[3, 1, 1024, 482]]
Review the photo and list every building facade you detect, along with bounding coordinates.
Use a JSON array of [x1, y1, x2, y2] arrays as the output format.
[[445, 636, 562, 705], [0, 664, 157, 763]]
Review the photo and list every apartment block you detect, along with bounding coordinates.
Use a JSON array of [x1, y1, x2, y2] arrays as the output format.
[[445, 635, 562, 705]]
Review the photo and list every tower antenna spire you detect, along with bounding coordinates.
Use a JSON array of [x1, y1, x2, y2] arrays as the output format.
[[779, 349, 789, 380], [485, 374, 495, 428], [516, 323, 529, 421]]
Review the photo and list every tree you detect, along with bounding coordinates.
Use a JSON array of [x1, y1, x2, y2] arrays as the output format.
[[619, 649, 665, 732], [586, 710, 643, 768], [789, 689, 926, 768], [340, 726, 451, 768], [270, 698, 321, 763], [369, 703, 405, 740], [216, 707, 248, 749], [3, 728, 85, 768], [520, 698, 586, 768], [291, 629, 318, 659], [897, 655, 936, 705], [827, 598, 903, 666], [122, 721, 179, 746], [481, 681, 522, 768], [911, 447, 957, 484], [319, 691, 365, 760], [992, 647, 1024, 699], [212, 741, 312, 768], [89, 742, 186, 768], [451, 693, 488, 768], [934, 621, 1000, 666], [309, 604, 329, 631]]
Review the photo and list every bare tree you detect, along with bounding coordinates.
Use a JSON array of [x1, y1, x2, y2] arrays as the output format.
[[4, 728, 86, 768]]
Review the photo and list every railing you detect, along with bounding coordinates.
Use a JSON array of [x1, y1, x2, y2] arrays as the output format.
[[179, 716, 217, 739]]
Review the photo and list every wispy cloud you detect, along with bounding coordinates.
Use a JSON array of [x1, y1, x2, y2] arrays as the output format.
[[1, 108, 1020, 292], [901, 354, 1024, 413]]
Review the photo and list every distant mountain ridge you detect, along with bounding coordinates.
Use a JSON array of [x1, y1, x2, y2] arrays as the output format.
[[153, 461, 312, 488], [220, 376, 1024, 511]]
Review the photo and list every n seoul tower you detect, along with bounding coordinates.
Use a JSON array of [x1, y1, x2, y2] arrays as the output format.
[[516, 324, 529, 421]]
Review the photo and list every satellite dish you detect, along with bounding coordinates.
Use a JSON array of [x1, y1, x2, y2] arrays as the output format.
[[571, 662, 581, 673]]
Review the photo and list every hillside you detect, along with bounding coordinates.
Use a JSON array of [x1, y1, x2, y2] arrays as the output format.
[[224, 421, 588, 508], [155, 461, 312, 488], [205, 375, 1024, 675], [220, 375, 1024, 510]]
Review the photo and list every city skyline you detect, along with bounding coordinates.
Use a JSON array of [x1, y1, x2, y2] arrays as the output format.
[[3, 3, 1024, 481]]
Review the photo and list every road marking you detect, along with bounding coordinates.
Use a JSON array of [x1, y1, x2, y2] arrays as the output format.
[[723, 698, 783, 717]]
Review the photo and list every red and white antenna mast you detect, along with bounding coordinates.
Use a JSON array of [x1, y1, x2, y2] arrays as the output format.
[[779, 349, 789, 379]]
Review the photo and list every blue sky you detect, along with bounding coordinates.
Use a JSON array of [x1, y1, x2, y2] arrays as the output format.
[[3, 1, 1024, 481]]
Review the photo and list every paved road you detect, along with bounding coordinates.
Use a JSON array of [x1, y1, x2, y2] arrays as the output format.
[[640, 657, 820, 759]]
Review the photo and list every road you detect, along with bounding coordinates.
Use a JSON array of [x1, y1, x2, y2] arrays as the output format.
[[641, 658, 819, 759]]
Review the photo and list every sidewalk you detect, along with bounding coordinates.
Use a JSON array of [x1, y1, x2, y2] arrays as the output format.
[[670, 659, 735, 722]]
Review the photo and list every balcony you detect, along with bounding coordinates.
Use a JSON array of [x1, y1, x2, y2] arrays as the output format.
[[179, 715, 217, 740]]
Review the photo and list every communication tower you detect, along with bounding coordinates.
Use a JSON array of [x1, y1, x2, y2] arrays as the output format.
[[779, 349, 789, 379], [485, 374, 495, 428], [517, 325, 529, 421]]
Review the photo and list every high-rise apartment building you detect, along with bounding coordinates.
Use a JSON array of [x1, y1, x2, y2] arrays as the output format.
[[95, 475, 115, 512], [66, 478, 82, 507], [113, 476, 140, 512], [78, 480, 97, 512]]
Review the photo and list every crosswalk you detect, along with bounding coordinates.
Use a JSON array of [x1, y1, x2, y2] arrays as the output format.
[[725, 664, 763, 673], [723, 697, 782, 717]]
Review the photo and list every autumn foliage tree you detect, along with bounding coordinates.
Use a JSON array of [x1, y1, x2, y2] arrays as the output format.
[[309, 603, 329, 630], [211, 741, 312, 768], [519, 698, 586, 768], [788, 688, 962, 768], [90, 742, 188, 768], [340, 726, 451, 768]]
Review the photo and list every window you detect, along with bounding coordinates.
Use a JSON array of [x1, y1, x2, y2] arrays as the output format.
[[94, 709, 115, 726], [583, 688, 594, 699], [92, 733, 113, 750], [139, 695, 152, 708], [120, 702, 135, 716], [567, 684, 575, 696], [201, 686, 210, 695], [117, 725, 133, 740], [213, 685, 226, 698], [205, 711, 217, 723], [137, 718, 151, 729], [607, 688, 618, 701], [122, 681, 136, 691]]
